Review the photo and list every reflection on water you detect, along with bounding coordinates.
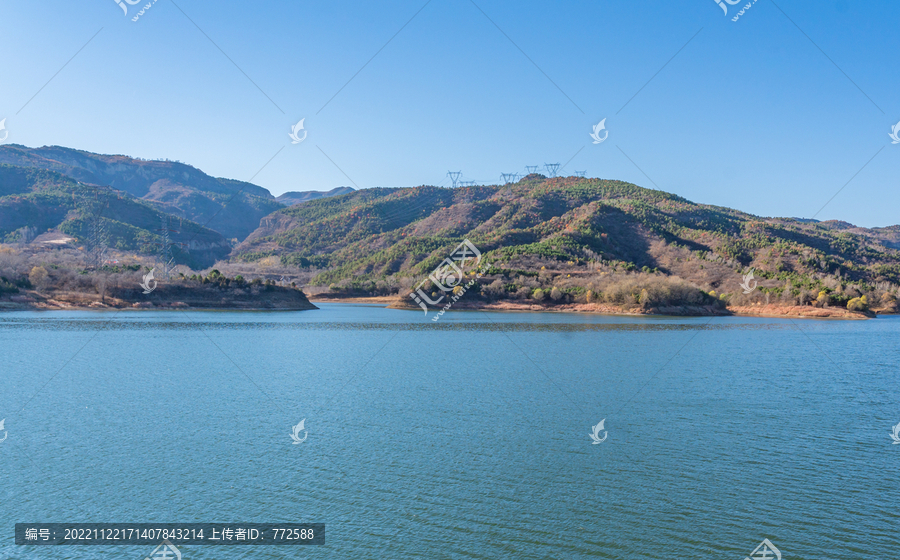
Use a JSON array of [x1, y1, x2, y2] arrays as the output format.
[[0, 316, 807, 333]]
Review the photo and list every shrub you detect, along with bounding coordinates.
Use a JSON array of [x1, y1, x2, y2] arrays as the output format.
[[532, 288, 545, 301], [550, 287, 563, 301], [592, 275, 709, 307], [639, 288, 651, 308], [847, 296, 868, 312], [0, 277, 19, 294], [29, 266, 49, 292], [483, 279, 506, 300]]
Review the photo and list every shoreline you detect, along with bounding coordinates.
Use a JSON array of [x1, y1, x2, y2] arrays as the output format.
[[0, 290, 318, 312], [1, 292, 884, 319], [310, 294, 879, 319]]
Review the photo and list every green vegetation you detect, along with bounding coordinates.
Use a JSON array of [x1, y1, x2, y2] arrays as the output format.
[[230, 175, 900, 312], [2, 159, 898, 313], [0, 164, 230, 268]]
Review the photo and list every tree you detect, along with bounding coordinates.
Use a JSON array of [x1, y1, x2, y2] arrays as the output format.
[[93, 275, 109, 303], [29, 266, 49, 292], [484, 279, 505, 299], [639, 288, 651, 308], [550, 287, 563, 301], [847, 296, 868, 312], [532, 288, 545, 301]]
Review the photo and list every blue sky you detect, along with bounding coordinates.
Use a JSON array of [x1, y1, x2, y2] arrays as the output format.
[[1, 0, 898, 226]]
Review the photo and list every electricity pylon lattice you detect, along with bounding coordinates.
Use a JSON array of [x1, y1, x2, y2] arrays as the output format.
[[155, 214, 185, 279], [448, 171, 462, 188], [544, 163, 560, 178], [500, 173, 519, 184], [76, 185, 111, 268], [574, 170, 586, 178], [459, 180, 477, 187], [525, 166, 539, 175]]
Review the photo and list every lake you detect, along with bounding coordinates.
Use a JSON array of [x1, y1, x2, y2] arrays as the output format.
[[1, 303, 898, 559]]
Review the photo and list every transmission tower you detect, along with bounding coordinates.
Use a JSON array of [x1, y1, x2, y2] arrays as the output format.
[[525, 166, 539, 175], [500, 173, 519, 184], [574, 170, 586, 178], [76, 186, 111, 268], [155, 214, 185, 280], [90, 219, 108, 267], [447, 171, 462, 188], [459, 180, 477, 187], [544, 163, 560, 178]]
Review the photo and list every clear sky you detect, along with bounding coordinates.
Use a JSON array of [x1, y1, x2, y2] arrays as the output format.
[[1, 0, 898, 226]]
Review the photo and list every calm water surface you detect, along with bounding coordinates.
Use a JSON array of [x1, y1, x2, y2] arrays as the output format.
[[1, 303, 898, 559]]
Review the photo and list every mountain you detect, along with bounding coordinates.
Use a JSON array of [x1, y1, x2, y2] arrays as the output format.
[[2, 144, 897, 311], [232, 174, 900, 305], [0, 164, 230, 268], [276, 187, 355, 206], [0, 145, 282, 241]]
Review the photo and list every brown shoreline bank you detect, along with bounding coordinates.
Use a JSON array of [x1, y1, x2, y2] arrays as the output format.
[[2, 291, 882, 318], [309, 293, 877, 319], [0, 288, 319, 311]]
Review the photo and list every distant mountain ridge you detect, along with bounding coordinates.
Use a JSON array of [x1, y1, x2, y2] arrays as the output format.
[[0, 144, 281, 241], [0, 164, 230, 268], [276, 187, 355, 206]]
